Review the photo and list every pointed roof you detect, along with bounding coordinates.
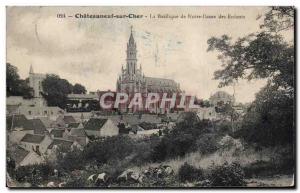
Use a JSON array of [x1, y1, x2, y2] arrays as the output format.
[[29, 65, 34, 74], [10, 146, 30, 165], [30, 119, 47, 135], [20, 134, 45, 144], [128, 26, 135, 45], [6, 114, 33, 131], [48, 139, 74, 150], [84, 118, 108, 131]]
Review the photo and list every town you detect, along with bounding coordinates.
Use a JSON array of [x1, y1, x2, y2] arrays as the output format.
[[6, 6, 294, 188], [7, 27, 245, 180]]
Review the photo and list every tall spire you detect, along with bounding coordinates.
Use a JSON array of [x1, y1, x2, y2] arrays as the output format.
[[126, 26, 137, 75], [29, 64, 34, 74], [129, 25, 135, 45]]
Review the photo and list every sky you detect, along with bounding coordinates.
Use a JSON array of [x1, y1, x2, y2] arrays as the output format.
[[6, 6, 288, 103]]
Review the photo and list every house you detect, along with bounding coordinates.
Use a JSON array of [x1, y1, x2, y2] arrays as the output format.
[[38, 117, 54, 129], [30, 119, 47, 135], [84, 118, 119, 137], [6, 104, 20, 115], [63, 115, 77, 125], [20, 134, 52, 154], [136, 129, 161, 136], [196, 107, 218, 121], [47, 139, 75, 151], [56, 115, 77, 127], [9, 146, 44, 167], [67, 122, 81, 129], [130, 124, 144, 134], [46, 139, 77, 160], [18, 106, 64, 120], [6, 96, 46, 107], [209, 91, 235, 106], [67, 128, 89, 146], [7, 115, 35, 143], [50, 129, 67, 139], [139, 122, 158, 130]]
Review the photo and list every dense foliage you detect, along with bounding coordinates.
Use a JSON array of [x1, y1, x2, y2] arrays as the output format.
[[209, 162, 246, 187], [207, 7, 294, 147], [178, 162, 204, 182], [73, 83, 87, 94], [152, 112, 212, 161], [7, 63, 33, 98]]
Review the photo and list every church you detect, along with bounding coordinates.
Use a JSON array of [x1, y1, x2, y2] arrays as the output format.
[[116, 27, 183, 113]]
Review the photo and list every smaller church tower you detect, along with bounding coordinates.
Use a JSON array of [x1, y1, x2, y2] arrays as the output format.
[[29, 64, 34, 74], [28, 65, 46, 98]]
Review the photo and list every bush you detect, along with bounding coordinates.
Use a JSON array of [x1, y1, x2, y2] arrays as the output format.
[[152, 133, 195, 161], [65, 177, 87, 187], [218, 135, 243, 153], [243, 146, 294, 178], [15, 164, 54, 186], [195, 133, 219, 155], [243, 160, 273, 178], [83, 135, 135, 164], [152, 113, 212, 161], [56, 148, 85, 171], [209, 162, 246, 187], [178, 162, 204, 182]]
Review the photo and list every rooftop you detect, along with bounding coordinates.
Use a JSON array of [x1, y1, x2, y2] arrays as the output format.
[[63, 115, 77, 124], [9, 146, 30, 165], [48, 139, 73, 149], [70, 128, 86, 137], [50, 129, 65, 138], [84, 118, 108, 131], [20, 134, 45, 144], [7, 114, 33, 131], [30, 119, 47, 135]]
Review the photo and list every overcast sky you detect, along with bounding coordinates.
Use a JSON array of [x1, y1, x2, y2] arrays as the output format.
[[7, 6, 291, 103]]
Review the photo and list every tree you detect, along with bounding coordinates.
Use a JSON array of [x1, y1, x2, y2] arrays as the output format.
[[6, 63, 33, 98], [72, 83, 87, 94], [207, 7, 294, 147], [237, 83, 293, 146], [41, 74, 73, 109], [207, 33, 293, 90], [152, 112, 211, 161], [261, 6, 294, 32]]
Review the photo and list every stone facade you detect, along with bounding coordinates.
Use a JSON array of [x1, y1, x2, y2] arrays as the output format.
[[116, 27, 181, 113], [29, 65, 46, 98], [209, 91, 235, 106]]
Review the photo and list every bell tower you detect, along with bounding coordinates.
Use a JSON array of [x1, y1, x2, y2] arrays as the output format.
[[126, 26, 137, 76]]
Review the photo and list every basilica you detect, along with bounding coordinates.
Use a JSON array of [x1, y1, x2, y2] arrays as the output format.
[[116, 27, 182, 113]]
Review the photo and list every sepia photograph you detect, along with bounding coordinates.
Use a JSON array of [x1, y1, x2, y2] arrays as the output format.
[[5, 6, 295, 188]]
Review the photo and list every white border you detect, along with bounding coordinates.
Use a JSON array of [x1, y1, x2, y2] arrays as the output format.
[[0, 0, 298, 193]]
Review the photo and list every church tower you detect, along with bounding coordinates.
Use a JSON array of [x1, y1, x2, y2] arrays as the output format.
[[126, 26, 137, 78]]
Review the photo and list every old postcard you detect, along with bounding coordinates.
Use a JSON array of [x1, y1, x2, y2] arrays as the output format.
[[6, 6, 295, 188]]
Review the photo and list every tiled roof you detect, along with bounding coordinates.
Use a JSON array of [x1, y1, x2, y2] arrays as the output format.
[[30, 119, 47, 135], [48, 139, 73, 149], [50, 129, 65, 138], [9, 146, 29, 165], [70, 128, 86, 137], [63, 116, 76, 124], [68, 122, 80, 128], [6, 114, 33, 131], [139, 122, 157, 130], [6, 105, 20, 114], [84, 118, 107, 131], [20, 134, 45, 144], [38, 117, 53, 128]]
